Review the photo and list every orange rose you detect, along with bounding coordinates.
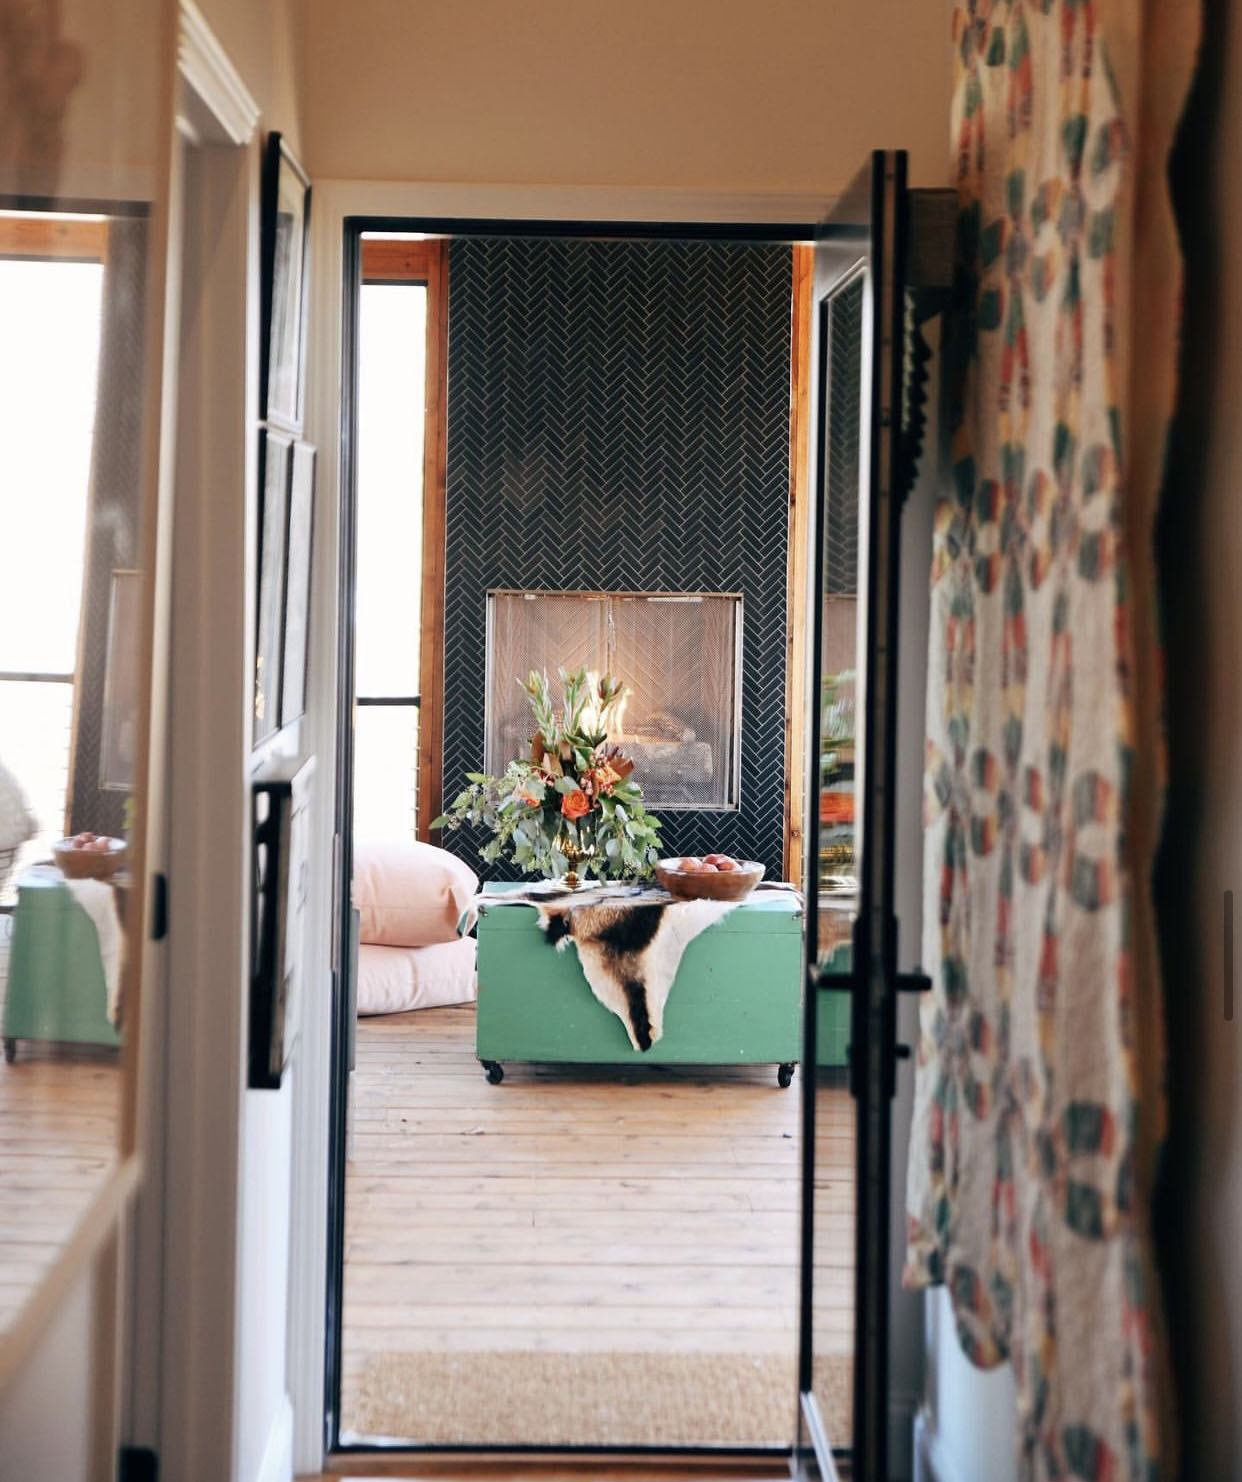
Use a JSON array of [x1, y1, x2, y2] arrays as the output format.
[[560, 789, 591, 820]]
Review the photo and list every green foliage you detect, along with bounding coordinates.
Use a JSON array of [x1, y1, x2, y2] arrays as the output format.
[[431, 667, 663, 881], [820, 669, 856, 781]]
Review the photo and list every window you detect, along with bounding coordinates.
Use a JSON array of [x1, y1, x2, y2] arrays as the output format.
[[352, 238, 446, 842], [485, 589, 743, 809], [0, 223, 106, 899]]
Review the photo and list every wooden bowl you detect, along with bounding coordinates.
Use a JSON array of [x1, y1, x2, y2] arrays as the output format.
[[655, 857, 765, 902], [53, 837, 127, 881]]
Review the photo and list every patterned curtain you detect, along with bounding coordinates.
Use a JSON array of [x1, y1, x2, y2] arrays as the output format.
[[905, 3, 1197, 1478]]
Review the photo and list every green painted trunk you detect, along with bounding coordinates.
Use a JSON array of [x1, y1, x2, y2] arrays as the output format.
[[4, 873, 122, 1051], [475, 884, 805, 1069]]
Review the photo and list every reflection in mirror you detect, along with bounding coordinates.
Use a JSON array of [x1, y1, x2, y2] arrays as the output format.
[[812, 269, 867, 1443], [0, 207, 147, 1334]]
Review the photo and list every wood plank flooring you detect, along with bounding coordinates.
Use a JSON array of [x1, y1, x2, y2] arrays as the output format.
[[340, 1004, 854, 1446], [0, 919, 122, 1333]]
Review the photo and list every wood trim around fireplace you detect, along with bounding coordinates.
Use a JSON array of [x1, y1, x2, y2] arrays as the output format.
[[784, 244, 814, 887]]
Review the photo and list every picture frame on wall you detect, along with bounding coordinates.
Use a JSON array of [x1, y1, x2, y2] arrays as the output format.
[[280, 441, 316, 726], [255, 428, 292, 745], [260, 131, 311, 431], [250, 757, 315, 1090]]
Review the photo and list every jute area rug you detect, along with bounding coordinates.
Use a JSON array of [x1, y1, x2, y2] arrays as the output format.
[[344, 1350, 852, 1448]]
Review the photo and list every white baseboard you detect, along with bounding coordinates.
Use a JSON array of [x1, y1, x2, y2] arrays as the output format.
[[252, 1394, 294, 1482], [914, 1404, 967, 1482]]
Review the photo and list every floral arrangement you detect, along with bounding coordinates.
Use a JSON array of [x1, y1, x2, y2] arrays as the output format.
[[431, 667, 663, 882]]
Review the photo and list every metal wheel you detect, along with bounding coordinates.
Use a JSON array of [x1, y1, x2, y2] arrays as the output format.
[[483, 1060, 504, 1085], [777, 1061, 795, 1088]]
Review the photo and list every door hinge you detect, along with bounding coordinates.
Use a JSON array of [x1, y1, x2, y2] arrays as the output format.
[[118, 1445, 158, 1482]]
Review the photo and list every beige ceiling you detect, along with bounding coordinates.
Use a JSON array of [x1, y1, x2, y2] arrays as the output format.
[[294, 0, 954, 195]]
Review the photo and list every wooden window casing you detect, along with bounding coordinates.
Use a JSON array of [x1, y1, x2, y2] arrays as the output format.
[[358, 237, 448, 839]]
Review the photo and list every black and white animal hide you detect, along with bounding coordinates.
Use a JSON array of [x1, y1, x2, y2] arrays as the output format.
[[537, 896, 737, 1051]]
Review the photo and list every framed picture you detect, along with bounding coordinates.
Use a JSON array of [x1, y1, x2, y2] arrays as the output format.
[[280, 440, 316, 726], [99, 569, 142, 791], [250, 757, 315, 1089], [260, 132, 311, 430], [255, 428, 292, 745]]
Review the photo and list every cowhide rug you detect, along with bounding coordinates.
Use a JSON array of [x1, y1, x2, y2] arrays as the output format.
[[478, 881, 798, 1052]]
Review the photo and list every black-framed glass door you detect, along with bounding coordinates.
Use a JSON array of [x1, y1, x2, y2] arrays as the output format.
[[799, 151, 912, 1482]]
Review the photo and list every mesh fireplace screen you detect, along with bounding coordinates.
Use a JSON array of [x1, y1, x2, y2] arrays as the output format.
[[485, 591, 742, 809]]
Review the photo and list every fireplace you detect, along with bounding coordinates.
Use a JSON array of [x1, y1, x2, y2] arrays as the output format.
[[485, 591, 742, 809]]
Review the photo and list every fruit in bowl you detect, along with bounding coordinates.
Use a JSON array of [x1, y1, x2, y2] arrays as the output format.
[[655, 854, 764, 901], [52, 833, 127, 881]]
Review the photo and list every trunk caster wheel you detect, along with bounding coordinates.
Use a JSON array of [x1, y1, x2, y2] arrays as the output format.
[[3, 1039, 15, 1064], [777, 1062, 795, 1088], [483, 1060, 504, 1085]]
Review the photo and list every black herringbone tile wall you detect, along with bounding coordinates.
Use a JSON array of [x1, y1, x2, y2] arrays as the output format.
[[442, 237, 793, 880]]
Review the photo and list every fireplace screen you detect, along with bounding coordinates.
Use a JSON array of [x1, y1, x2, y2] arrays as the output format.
[[485, 591, 742, 809]]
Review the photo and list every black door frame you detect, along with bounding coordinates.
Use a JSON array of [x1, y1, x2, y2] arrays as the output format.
[[798, 151, 913, 1482], [326, 210, 876, 1471]]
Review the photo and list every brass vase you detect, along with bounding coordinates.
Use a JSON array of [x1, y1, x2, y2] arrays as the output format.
[[557, 830, 595, 890]]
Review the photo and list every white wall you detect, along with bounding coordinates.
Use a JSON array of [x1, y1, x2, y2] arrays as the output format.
[[0, 1255, 102, 1480], [904, 329, 1020, 1482], [918, 1289, 1018, 1482], [299, 0, 953, 194]]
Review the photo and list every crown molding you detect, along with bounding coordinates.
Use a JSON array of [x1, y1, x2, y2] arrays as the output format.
[[178, 0, 261, 147]]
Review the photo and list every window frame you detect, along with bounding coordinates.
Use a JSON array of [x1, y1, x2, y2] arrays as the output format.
[[0, 214, 109, 879], [356, 236, 448, 839]]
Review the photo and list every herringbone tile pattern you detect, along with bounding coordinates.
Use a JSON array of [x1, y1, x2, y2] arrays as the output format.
[[443, 238, 792, 878]]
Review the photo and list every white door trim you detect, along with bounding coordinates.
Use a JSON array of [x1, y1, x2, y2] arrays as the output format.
[[177, 0, 261, 148], [124, 9, 262, 1480]]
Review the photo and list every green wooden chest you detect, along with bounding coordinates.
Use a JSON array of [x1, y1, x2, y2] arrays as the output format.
[[474, 883, 815, 1083], [3, 872, 122, 1058]]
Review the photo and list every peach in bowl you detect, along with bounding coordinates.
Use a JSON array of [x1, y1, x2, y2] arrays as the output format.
[[52, 833, 127, 881], [654, 854, 765, 901]]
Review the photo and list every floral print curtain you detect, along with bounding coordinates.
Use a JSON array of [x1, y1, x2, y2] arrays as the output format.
[[905, 3, 1197, 1478]]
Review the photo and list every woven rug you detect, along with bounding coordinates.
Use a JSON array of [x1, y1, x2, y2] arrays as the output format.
[[344, 1350, 851, 1449]]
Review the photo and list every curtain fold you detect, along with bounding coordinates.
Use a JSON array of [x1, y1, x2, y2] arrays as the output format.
[[904, 3, 1198, 1477]]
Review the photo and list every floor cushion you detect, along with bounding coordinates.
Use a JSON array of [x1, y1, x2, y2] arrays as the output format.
[[356, 937, 477, 1016], [354, 839, 478, 947]]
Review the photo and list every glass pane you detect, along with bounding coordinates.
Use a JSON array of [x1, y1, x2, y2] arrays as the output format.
[[353, 704, 418, 844], [610, 595, 739, 809], [0, 259, 103, 674], [0, 681, 73, 904], [812, 268, 868, 1452], [355, 281, 426, 699], [0, 204, 150, 1344], [485, 592, 607, 773], [485, 591, 741, 809]]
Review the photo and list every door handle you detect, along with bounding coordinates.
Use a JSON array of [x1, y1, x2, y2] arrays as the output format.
[[895, 970, 931, 994], [810, 967, 854, 992]]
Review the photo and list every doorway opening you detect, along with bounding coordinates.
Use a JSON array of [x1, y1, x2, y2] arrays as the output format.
[[323, 190, 934, 1470]]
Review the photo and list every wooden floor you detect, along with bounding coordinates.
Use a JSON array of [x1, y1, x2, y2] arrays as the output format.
[[0, 919, 122, 1333], [306, 1465, 796, 1481], [340, 1003, 854, 1446]]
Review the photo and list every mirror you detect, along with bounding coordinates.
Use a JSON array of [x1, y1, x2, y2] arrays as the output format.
[[0, 0, 168, 1346]]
